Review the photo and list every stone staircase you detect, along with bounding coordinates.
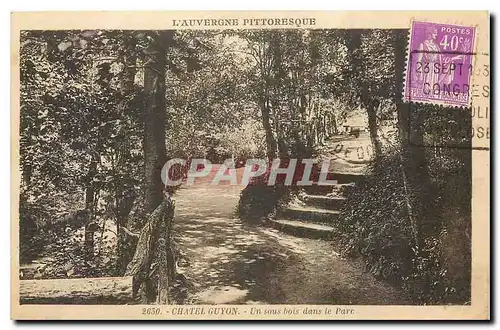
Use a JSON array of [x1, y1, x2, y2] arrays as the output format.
[[267, 173, 364, 240]]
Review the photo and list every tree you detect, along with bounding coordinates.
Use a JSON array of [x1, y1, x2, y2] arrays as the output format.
[[240, 30, 342, 160], [239, 31, 279, 161], [343, 30, 396, 159], [126, 30, 176, 303], [112, 31, 141, 274], [142, 32, 171, 213]]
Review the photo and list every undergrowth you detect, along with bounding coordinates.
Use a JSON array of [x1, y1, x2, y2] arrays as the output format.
[[336, 148, 471, 304]]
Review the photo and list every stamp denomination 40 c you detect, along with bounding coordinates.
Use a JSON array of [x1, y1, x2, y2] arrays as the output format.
[[405, 21, 476, 107]]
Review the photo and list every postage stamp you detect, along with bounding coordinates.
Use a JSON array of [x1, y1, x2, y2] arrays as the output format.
[[404, 21, 476, 107], [10, 11, 489, 321]]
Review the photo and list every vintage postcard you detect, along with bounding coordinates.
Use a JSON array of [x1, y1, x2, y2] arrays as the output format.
[[11, 11, 490, 320]]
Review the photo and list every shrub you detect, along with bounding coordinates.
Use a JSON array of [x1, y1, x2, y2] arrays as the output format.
[[237, 184, 287, 224], [336, 153, 415, 283], [236, 155, 325, 224], [236, 166, 289, 224], [336, 147, 471, 304]]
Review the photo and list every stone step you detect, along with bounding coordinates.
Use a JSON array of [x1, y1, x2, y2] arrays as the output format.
[[304, 182, 356, 196], [267, 219, 335, 239], [278, 205, 340, 224], [301, 194, 346, 210], [325, 172, 364, 184], [345, 158, 371, 165]]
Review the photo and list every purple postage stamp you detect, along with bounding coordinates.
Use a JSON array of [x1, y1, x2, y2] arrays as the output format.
[[404, 21, 476, 107]]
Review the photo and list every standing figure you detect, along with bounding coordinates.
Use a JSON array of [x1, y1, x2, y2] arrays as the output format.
[[415, 26, 464, 89], [415, 27, 442, 88]]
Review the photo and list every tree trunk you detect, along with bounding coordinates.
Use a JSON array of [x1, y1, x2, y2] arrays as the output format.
[[326, 113, 333, 137], [346, 30, 381, 160], [84, 153, 98, 212], [331, 112, 338, 136], [133, 30, 176, 303], [156, 198, 176, 304], [116, 191, 137, 275], [116, 33, 138, 275], [143, 31, 172, 213], [260, 101, 277, 162], [346, 29, 382, 157], [125, 195, 175, 303], [316, 119, 323, 146], [120, 34, 137, 93], [366, 101, 382, 157], [84, 150, 99, 261], [323, 115, 327, 139], [394, 30, 412, 149], [270, 33, 289, 159], [277, 130, 288, 158], [21, 135, 33, 187]]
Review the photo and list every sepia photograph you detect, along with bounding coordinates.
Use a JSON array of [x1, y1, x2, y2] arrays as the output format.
[[11, 11, 490, 320]]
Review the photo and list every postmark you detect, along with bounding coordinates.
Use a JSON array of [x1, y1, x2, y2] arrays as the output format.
[[404, 21, 476, 107], [407, 51, 490, 150]]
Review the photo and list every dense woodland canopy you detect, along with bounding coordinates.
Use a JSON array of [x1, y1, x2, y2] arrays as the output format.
[[19, 29, 472, 304]]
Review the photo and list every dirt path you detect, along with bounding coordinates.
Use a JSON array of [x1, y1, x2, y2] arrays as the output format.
[[172, 178, 411, 305]]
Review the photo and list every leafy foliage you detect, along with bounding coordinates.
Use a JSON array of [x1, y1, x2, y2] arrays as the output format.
[[336, 140, 471, 304], [19, 28, 472, 306], [237, 177, 289, 225]]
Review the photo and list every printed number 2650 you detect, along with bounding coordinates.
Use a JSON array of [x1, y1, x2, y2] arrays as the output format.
[[142, 308, 161, 315]]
